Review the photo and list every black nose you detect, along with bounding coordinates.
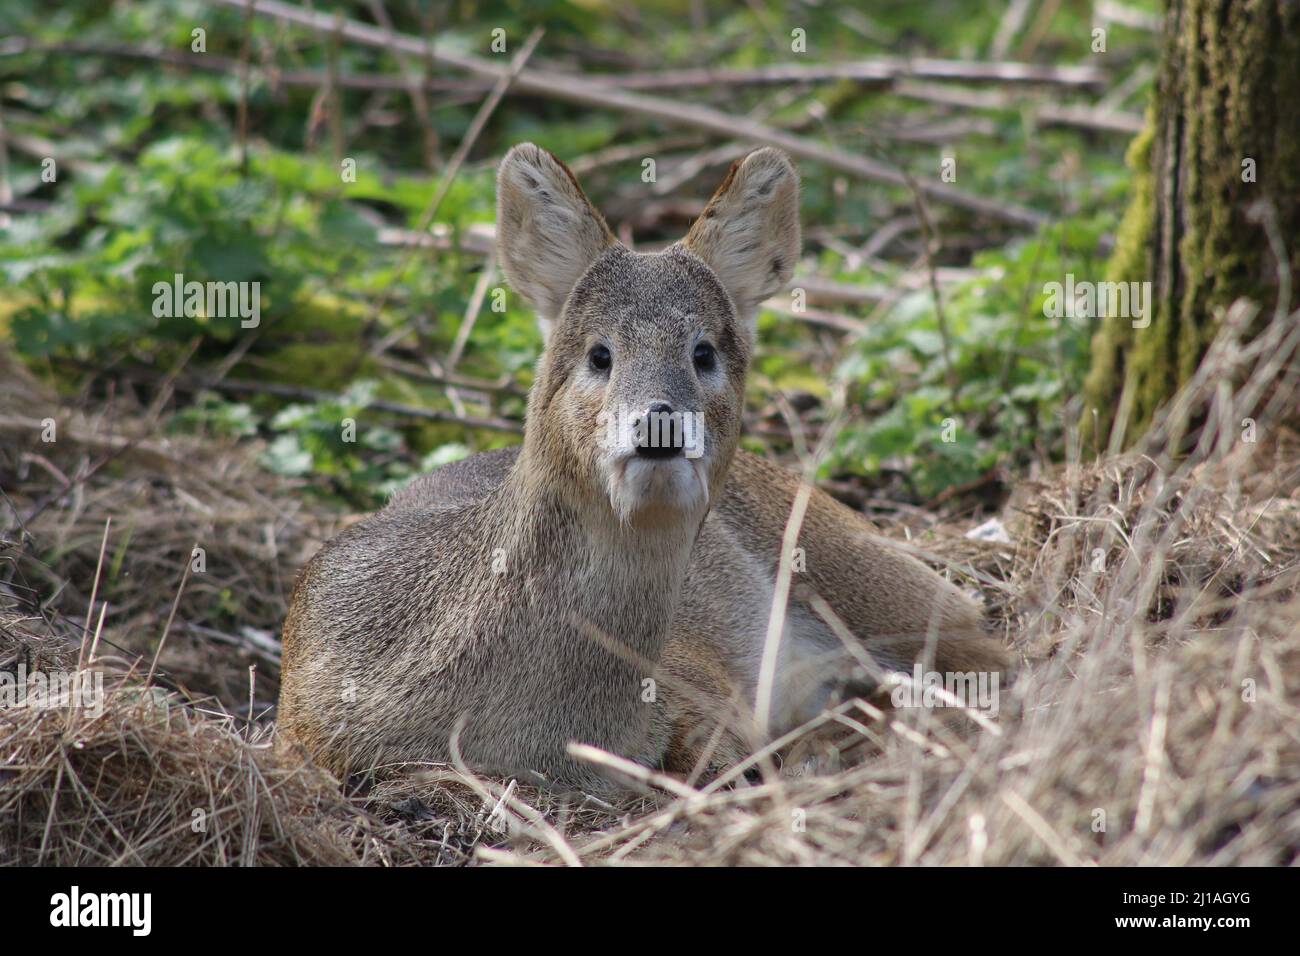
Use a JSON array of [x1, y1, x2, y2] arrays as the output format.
[[635, 402, 684, 458]]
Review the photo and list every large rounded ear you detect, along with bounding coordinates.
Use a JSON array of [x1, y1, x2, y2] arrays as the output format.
[[496, 143, 617, 333], [680, 147, 800, 336]]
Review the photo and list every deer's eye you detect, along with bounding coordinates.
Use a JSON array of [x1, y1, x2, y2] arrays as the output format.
[[693, 342, 717, 372], [588, 344, 612, 372]]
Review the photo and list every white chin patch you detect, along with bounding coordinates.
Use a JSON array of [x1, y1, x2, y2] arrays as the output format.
[[605, 455, 710, 524]]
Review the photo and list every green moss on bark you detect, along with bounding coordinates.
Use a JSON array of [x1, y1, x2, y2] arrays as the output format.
[[1082, 0, 1300, 452], [1080, 121, 1155, 452]]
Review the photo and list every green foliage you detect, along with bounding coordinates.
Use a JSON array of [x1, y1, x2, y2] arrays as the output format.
[[169, 384, 469, 507], [170, 393, 260, 439], [825, 216, 1114, 497], [261, 381, 408, 503]]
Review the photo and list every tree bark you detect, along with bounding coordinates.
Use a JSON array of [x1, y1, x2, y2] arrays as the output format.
[[1081, 0, 1300, 452]]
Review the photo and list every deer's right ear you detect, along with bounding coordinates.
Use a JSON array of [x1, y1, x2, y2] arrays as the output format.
[[496, 144, 616, 334]]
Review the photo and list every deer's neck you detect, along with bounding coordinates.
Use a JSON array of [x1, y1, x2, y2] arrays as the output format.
[[497, 445, 701, 661]]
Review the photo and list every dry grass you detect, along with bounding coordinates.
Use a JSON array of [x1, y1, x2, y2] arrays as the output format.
[[1, 303, 1298, 866], [0, 595, 432, 865]]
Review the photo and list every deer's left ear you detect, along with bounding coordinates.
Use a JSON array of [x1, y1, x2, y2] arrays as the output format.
[[679, 147, 801, 336]]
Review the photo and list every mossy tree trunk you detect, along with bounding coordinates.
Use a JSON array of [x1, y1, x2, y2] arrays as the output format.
[[1081, 0, 1300, 451]]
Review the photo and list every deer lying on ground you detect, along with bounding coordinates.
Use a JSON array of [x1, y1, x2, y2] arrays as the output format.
[[277, 143, 1009, 789]]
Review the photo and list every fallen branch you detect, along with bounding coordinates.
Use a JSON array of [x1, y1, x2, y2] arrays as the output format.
[[191, 376, 523, 433], [894, 81, 1144, 135], [102, 373, 524, 434], [580, 59, 1107, 91]]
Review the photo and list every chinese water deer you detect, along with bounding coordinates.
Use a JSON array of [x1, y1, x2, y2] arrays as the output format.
[[277, 143, 1009, 789]]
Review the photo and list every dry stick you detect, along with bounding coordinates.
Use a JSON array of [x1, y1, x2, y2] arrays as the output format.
[[650, 141, 744, 196], [145, 335, 203, 423], [585, 59, 1106, 90], [567, 744, 700, 799], [897, 165, 962, 408], [1133, 667, 1171, 837], [569, 704, 860, 859], [991, 0, 1035, 60], [441, 252, 498, 418], [37, 759, 65, 866], [753, 390, 848, 737], [574, 135, 709, 179], [906, 751, 980, 862], [0, 39, 480, 94], [1099, 63, 1155, 112], [804, 589, 1001, 739], [895, 80, 1144, 136], [1000, 789, 1091, 866], [761, 300, 869, 336], [0, 129, 103, 177], [371, 353, 522, 395], [246, 665, 258, 737], [1019, 0, 1065, 60], [210, 0, 1048, 228], [752, 481, 813, 738], [446, 251, 497, 373], [483, 778, 518, 832], [444, 719, 582, 867], [203, 326, 261, 390], [155, 373, 523, 433], [145, 558, 194, 689], [363, 26, 544, 359], [1033, 103, 1145, 136], [76, 516, 112, 675], [707, 697, 884, 796], [86, 600, 109, 665]]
